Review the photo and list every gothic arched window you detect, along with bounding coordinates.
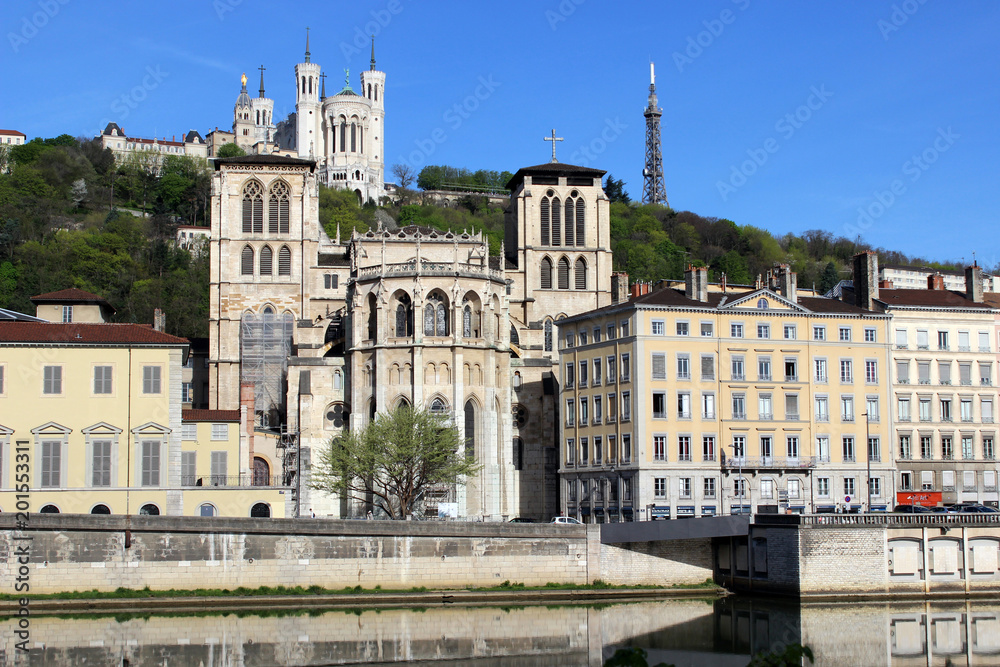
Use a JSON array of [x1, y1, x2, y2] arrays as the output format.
[[510, 325, 520, 346], [340, 122, 347, 153], [430, 397, 447, 415], [242, 181, 263, 233], [259, 245, 273, 275], [544, 319, 553, 352], [540, 195, 550, 246], [540, 257, 553, 290], [241, 246, 254, 275], [424, 293, 447, 336], [564, 199, 575, 246], [551, 197, 561, 246], [575, 257, 587, 290], [463, 304, 472, 338], [558, 257, 570, 290], [394, 293, 412, 337], [268, 181, 290, 234], [575, 198, 586, 246], [278, 245, 291, 276], [464, 400, 476, 460]]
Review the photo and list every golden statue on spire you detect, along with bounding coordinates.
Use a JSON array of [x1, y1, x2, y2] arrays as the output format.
[[241, 72, 247, 87]]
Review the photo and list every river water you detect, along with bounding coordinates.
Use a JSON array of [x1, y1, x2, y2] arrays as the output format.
[[1, 596, 998, 666]]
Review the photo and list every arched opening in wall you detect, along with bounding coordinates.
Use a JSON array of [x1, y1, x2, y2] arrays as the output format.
[[325, 315, 344, 356], [367, 293, 378, 341], [241, 246, 254, 275], [351, 122, 357, 152], [278, 246, 291, 276], [139, 503, 160, 516], [513, 438, 524, 471], [253, 456, 270, 485], [393, 292, 413, 337], [242, 180, 263, 233], [558, 257, 570, 289], [540, 257, 553, 290], [251, 502, 271, 518], [424, 291, 449, 337], [199, 503, 218, 517], [430, 397, 448, 416], [575, 197, 585, 245], [39, 504, 60, 514], [325, 402, 349, 430], [540, 195, 550, 245], [91, 504, 111, 515], [575, 257, 588, 290], [464, 400, 477, 460], [551, 197, 562, 245], [462, 292, 481, 338], [369, 399, 377, 423], [510, 325, 520, 347], [268, 181, 290, 233], [355, 189, 363, 206], [544, 319, 553, 352], [259, 245, 273, 275], [513, 371, 522, 389], [564, 198, 575, 246]]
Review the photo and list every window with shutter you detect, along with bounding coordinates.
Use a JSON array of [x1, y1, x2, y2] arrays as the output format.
[[651, 353, 666, 379], [564, 199, 574, 245], [574, 257, 587, 289], [278, 246, 291, 275], [558, 257, 570, 289], [242, 181, 263, 233], [268, 181, 290, 233], [540, 196, 550, 245], [551, 198, 561, 245], [701, 355, 715, 380], [241, 246, 254, 275], [575, 198, 585, 245], [259, 245, 273, 275], [540, 257, 552, 289]]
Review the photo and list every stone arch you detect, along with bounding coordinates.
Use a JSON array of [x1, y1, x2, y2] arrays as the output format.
[[242, 179, 264, 233], [324, 402, 349, 430], [268, 180, 290, 233], [440, 362, 451, 384], [574, 256, 587, 290], [390, 290, 413, 337], [424, 362, 436, 384], [423, 289, 449, 337], [540, 256, 553, 290], [462, 291, 482, 338]]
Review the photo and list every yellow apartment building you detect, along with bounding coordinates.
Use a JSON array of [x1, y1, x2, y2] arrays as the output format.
[[0, 300, 287, 517], [557, 266, 893, 521]]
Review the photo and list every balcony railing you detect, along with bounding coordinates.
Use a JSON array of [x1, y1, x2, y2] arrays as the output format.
[[722, 455, 818, 469], [183, 474, 288, 487]]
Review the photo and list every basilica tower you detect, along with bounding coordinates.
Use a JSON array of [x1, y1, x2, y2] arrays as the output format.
[[358, 37, 386, 199], [233, 73, 254, 147], [295, 28, 322, 158]]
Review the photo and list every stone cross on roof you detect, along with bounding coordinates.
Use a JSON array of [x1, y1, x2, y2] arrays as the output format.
[[544, 129, 563, 163]]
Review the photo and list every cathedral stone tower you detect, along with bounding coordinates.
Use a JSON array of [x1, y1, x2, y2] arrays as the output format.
[[295, 29, 322, 158], [233, 74, 254, 146]]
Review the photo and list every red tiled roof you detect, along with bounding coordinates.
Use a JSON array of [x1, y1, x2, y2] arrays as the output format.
[[31, 288, 111, 304], [877, 289, 994, 310], [183, 409, 241, 422], [0, 129, 25, 137], [0, 322, 188, 345]]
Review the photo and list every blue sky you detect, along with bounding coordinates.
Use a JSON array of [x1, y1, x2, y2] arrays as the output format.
[[2, 0, 997, 264]]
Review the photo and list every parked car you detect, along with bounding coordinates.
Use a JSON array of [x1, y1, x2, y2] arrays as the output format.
[[956, 504, 999, 513], [509, 517, 535, 523], [930, 506, 958, 513], [551, 516, 582, 524], [893, 504, 932, 513]]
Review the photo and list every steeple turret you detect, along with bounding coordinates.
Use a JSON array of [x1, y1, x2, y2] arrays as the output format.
[[370, 35, 376, 71], [258, 64, 266, 98], [304, 26, 311, 63]]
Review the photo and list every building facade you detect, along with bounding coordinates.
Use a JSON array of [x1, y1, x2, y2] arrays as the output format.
[[557, 265, 895, 521], [207, 154, 612, 520], [97, 123, 208, 166]]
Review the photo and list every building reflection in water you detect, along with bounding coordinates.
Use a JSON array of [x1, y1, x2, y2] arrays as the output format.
[[1, 598, 999, 666]]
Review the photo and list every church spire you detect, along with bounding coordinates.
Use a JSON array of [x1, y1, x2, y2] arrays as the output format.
[[370, 35, 376, 71], [258, 65, 266, 98], [320, 72, 326, 100], [304, 27, 311, 63]]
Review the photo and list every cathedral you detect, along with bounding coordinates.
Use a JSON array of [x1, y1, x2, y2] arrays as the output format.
[[209, 35, 613, 520], [228, 30, 385, 204]]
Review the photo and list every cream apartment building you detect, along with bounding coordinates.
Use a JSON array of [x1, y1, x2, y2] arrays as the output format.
[[557, 265, 894, 521]]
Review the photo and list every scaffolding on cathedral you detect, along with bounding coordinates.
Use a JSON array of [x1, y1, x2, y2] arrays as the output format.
[[276, 424, 301, 515], [240, 309, 295, 427]]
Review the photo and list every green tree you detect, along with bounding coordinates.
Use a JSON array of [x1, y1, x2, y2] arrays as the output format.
[[216, 142, 246, 158], [819, 261, 841, 294], [311, 406, 481, 519], [603, 174, 631, 204]]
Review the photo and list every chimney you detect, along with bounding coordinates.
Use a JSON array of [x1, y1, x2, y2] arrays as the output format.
[[153, 308, 166, 332], [928, 273, 945, 290], [777, 265, 797, 303], [965, 264, 984, 302], [611, 272, 630, 304], [879, 279, 894, 289], [852, 251, 879, 310], [721, 273, 727, 293], [241, 382, 256, 461], [684, 265, 708, 302]]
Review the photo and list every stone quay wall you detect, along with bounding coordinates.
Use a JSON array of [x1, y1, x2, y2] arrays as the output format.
[[0, 515, 713, 595]]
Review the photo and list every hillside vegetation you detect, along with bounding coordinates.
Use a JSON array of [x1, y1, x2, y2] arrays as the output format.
[[0, 140, 967, 338]]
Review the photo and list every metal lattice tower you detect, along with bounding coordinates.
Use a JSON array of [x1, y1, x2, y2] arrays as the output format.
[[642, 62, 669, 206]]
